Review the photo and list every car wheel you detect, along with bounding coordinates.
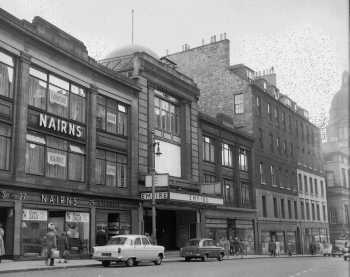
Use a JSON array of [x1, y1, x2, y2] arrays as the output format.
[[126, 258, 135, 267], [102, 261, 110, 267], [201, 254, 208, 262], [217, 253, 224, 261], [185, 257, 191, 262], [154, 254, 163, 265]]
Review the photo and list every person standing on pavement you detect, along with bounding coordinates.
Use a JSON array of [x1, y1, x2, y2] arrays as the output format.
[[46, 223, 57, 266], [57, 231, 69, 263], [0, 224, 5, 263]]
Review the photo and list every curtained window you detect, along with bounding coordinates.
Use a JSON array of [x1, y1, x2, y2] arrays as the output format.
[[96, 95, 128, 136], [96, 149, 128, 188], [28, 67, 86, 123], [0, 51, 14, 98], [25, 132, 85, 181], [0, 122, 11, 170]]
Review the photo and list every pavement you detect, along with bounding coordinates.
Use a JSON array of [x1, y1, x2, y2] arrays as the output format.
[[0, 253, 325, 274]]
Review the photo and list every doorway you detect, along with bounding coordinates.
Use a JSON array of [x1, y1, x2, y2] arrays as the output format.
[[0, 207, 14, 258]]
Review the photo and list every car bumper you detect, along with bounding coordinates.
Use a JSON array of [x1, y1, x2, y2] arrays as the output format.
[[93, 256, 125, 262]]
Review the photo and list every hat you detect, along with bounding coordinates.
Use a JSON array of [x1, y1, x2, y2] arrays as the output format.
[[48, 222, 55, 230]]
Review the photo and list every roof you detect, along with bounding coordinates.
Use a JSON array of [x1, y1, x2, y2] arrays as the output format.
[[105, 44, 159, 60]]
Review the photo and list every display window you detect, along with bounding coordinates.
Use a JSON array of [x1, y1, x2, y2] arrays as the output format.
[[260, 231, 271, 254], [65, 212, 90, 255], [285, 231, 296, 253]]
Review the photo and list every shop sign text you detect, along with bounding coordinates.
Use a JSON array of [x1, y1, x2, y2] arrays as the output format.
[[22, 209, 47, 221], [39, 113, 83, 138], [140, 192, 169, 200], [41, 193, 78, 207]]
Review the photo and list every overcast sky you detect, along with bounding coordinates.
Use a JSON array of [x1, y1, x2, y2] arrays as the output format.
[[0, 0, 348, 125]]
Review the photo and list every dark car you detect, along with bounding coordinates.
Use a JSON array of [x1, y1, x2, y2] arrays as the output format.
[[180, 238, 225, 262], [331, 245, 343, 257]]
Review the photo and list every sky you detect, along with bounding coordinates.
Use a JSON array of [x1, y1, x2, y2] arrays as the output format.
[[0, 0, 348, 126]]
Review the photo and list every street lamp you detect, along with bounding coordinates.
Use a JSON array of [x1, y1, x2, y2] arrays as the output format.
[[151, 130, 162, 244]]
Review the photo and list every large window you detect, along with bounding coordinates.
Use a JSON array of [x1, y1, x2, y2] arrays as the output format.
[[203, 136, 215, 162], [316, 204, 321, 221], [0, 122, 11, 170], [301, 201, 305, 219], [240, 182, 250, 207], [221, 143, 232, 167], [154, 94, 179, 136], [28, 67, 86, 123], [298, 174, 303, 192], [304, 175, 308, 193], [309, 177, 313, 194], [322, 205, 327, 221], [281, 199, 285, 218], [239, 148, 248, 171], [25, 132, 85, 181], [234, 94, 244, 114], [345, 205, 350, 224], [223, 179, 234, 203], [96, 95, 128, 136], [262, 195, 267, 217], [273, 197, 278, 218], [314, 179, 318, 195], [270, 165, 276, 186], [288, 200, 292, 219], [329, 208, 337, 224], [294, 201, 298, 219], [267, 103, 272, 120], [96, 149, 127, 188], [0, 50, 14, 98], [259, 162, 266, 184], [311, 203, 315, 220], [306, 202, 310, 220]]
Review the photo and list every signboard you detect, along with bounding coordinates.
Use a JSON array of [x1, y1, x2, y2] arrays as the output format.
[[47, 151, 66, 167], [39, 113, 83, 138], [66, 212, 89, 223], [106, 164, 116, 176], [170, 192, 224, 205], [140, 191, 223, 205], [106, 112, 117, 124], [22, 209, 47, 221], [140, 192, 169, 200], [145, 174, 169, 187], [49, 89, 68, 107]]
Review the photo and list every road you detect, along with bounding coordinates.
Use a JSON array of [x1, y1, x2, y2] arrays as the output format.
[[1, 257, 348, 277]]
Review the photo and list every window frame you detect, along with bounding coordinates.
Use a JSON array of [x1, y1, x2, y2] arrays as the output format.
[[221, 143, 233, 167], [234, 94, 244, 114], [0, 49, 15, 99], [203, 136, 215, 163]]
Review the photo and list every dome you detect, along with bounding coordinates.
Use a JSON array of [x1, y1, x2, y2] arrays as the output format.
[[105, 44, 159, 59], [329, 71, 349, 124]]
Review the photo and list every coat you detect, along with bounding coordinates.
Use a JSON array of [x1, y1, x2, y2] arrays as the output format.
[[46, 230, 57, 252], [0, 228, 5, 256]]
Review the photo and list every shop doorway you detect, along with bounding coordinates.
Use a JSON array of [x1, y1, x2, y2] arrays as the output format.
[[0, 207, 14, 258], [48, 211, 65, 235]]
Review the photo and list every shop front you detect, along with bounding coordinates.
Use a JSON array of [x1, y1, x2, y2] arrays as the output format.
[[0, 186, 137, 259]]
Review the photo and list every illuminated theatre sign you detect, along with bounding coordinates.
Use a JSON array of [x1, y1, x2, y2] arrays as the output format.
[[39, 113, 83, 138]]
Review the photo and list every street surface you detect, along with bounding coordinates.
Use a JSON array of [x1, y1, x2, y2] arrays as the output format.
[[1, 257, 348, 277]]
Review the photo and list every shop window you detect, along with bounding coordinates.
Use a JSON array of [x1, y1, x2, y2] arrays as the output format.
[[154, 93, 180, 137], [240, 182, 250, 207], [203, 136, 215, 162], [0, 122, 11, 171], [25, 132, 85, 181], [96, 95, 128, 137], [0, 50, 14, 99], [234, 94, 244, 114], [221, 143, 232, 167], [239, 148, 248, 171], [28, 67, 86, 123], [96, 149, 128, 188], [65, 212, 90, 255]]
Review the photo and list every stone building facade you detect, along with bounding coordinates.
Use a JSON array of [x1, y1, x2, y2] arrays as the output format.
[[0, 9, 141, 259], [323, 72, 350, 242], [167, 37, 328, 254]]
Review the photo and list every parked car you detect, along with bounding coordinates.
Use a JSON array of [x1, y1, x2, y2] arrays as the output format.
[[180, 238, 225, 262], [92, 235, 165, 267], [331, 245, 344, 257], [320, 242, 332, 256], [343, 246, 350, 261]]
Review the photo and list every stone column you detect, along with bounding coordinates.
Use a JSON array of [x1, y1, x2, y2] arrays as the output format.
[[13, 200, 22, 258], [14, 52, 31, 179], [87, 85, 97, 187], [90, 206, 96, 249]]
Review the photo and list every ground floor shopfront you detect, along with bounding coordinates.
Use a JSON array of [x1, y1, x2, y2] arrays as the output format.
[[0, 185, 139, 259], [299, 222, 330, 254], [140, 190, 257, 253]]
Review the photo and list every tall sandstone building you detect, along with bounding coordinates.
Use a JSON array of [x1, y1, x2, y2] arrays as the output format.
[[323, 72, 350, 242], [168, 37, 328, 254]]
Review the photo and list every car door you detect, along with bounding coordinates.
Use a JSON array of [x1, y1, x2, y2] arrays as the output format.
[[141, 237, 154, 260], [134, 237, 145, 260]]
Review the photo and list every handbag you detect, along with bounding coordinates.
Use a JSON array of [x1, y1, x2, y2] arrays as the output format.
[[50, 249, 60, 258]]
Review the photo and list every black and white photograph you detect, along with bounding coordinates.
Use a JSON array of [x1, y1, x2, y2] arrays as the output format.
[[0, 0, 348, 276]]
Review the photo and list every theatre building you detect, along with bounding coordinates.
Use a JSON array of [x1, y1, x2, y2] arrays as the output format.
[[0, 9, 141, 259]]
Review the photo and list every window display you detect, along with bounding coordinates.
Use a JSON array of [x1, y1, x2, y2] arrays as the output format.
[[66, 212, 89, 255]]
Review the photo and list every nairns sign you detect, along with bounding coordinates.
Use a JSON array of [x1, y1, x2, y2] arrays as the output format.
[[39, 113, 83, 138]]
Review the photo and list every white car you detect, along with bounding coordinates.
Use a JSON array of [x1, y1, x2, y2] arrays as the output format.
[[92, 235, 165, 267]]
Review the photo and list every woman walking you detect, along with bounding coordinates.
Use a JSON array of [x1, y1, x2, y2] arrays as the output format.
[[46, 223, 57, 266]]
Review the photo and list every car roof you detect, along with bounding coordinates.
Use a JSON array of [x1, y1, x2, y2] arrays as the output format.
[[110, 234, 145, 239]]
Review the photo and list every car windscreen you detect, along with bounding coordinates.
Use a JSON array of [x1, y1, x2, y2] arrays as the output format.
[[186, 240, 200, 246], [107, 237, 128, 245]]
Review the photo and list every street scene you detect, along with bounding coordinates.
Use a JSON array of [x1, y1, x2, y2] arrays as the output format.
[[0, 0, 348, 276]]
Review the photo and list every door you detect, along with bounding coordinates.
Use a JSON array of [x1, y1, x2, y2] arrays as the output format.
[[133, 237, 146, 260], [142, 237, 154, 260], [48, 211, 65, 235]]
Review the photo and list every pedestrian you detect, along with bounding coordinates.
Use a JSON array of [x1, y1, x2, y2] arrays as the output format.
[[96, 226, 108, 246], [269, 238, 276, 256], [0, 224, 5, 263], [57, 231, 69, 263], [45, 223, 57, 266]]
